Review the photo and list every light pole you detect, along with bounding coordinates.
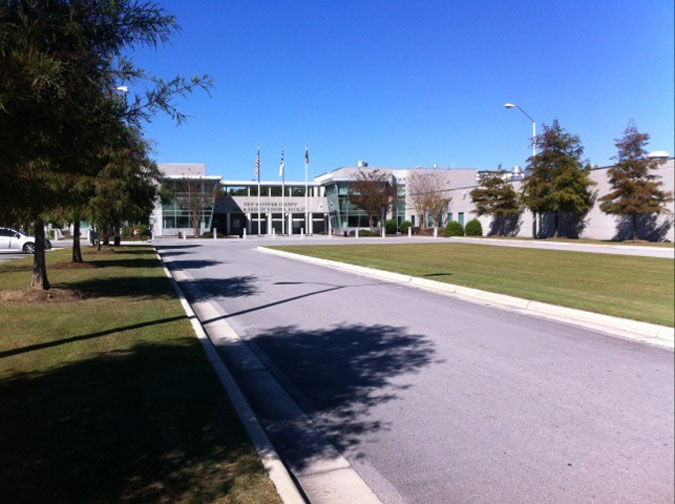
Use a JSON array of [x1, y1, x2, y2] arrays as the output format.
[[505, 102, 538, 238], [504, 103, 536, 161]]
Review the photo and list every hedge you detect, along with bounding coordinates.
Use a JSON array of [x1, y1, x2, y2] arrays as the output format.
[[443, 221, 464, 237]]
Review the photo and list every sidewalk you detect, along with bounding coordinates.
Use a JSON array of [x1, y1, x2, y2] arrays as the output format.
[[449, 236, 674, 258]]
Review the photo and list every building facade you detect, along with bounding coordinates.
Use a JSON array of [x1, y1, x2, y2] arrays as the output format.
[[152, 159, 674, 241], [445, 158, 674, 242]]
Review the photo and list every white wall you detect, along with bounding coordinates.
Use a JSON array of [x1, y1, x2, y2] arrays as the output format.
[[446, 159, 674, 241]]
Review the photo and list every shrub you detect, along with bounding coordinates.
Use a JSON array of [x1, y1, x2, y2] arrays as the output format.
[[464, 218, 483, 236], [443, 221, 464, 237], [385, 219, 397, 234], [201, 230, 214, 238], [400, 220, 412, 234], [136, 224, 150, 238], [349, 229, 380, 237]]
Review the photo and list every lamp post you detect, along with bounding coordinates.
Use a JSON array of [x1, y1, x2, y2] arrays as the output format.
[[505, 102, 538, 238], [504, 103, 536, 161]]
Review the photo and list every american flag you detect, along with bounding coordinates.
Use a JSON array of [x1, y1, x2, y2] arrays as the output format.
[[305, 146, 310, 166], [255, 145, 260, 181]]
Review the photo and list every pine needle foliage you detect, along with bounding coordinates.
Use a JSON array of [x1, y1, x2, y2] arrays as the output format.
[[599, 122, 673, 241], [470, 167, 521, 236], [521, 120, 596, 238]]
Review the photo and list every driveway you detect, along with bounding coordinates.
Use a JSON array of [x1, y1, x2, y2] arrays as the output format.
[[0, 250, 29, 263], [158, 237, 674, 504]]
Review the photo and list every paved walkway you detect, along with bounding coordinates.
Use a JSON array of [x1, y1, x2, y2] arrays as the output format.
[[449, 236, 674, 258], [158, 238, 674, 504], [0, 251, 26, 263]]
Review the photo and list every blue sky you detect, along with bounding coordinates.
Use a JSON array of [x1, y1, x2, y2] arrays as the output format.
[[128, 0, 674, 181]]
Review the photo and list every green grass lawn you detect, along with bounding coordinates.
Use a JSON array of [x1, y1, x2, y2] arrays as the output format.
[[273, 243, 675, 326], [0, 246, 281, 504], [458, 236, 675, 248]]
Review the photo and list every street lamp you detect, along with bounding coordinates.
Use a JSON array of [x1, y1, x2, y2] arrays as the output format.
[[504, 102, 536, 161]]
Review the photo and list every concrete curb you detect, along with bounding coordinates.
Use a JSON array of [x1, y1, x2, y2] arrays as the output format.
[[156, 251, 307, 504], [257, 246, 674, 350]]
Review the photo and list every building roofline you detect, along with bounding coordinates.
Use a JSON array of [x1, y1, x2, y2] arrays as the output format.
[[221, 180, 321, 186]]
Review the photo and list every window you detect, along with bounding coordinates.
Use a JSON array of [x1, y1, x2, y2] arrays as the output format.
[[458, 212, 464, 226]]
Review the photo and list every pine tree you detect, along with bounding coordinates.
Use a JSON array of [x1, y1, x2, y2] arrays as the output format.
[[521, 120, 596, 238], [0, 1, 211, 288], [470, 166, 521, 236], [599, 122, 673, 241]]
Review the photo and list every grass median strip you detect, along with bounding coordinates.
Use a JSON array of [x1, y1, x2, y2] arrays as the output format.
[[0, 246, 281, 504], [272, 243, 675, 327]]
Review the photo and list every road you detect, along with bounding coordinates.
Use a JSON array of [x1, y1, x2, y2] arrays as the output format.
[[0, 251, 27, 263], [158, 237, 674, 504]]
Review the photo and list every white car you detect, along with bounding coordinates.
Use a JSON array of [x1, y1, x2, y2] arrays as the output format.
[[0, 228, 52, 254]]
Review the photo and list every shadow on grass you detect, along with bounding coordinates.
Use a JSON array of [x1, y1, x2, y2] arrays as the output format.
[[88, 258, 164, 269], [0, 340, 272, 504], [422, 272, 453, 277], [229, 323, 437, 471], [0, 315, 188, 359], [61, 276, 176, 299], [0, 263, 32, 274]]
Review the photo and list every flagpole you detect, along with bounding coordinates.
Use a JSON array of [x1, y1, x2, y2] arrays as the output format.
[[304, 146, 309, 235], [256, 145, 261, 235], [280, 147, 285, 235]]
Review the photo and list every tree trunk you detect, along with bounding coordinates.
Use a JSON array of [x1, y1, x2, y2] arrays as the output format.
[[102, 225, 110, 245], [72, 220, 83, 263], [632, 213, 638, 242], [113, 225, 121, 246], [30, 218, 50, 290], [96, 227, 102, 252], [369, 215, 374, 232], [553, 212, 559, 238]]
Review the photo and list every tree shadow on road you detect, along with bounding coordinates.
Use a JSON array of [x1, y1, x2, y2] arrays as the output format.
[[180, 276, 260, 300], [166, 259, 225, 270], [236, 323, 438, 471]]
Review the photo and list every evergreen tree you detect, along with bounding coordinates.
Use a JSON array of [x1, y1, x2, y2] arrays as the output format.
[[470, 166, 521, 236], [521, 120, 596, 238], [0, 0, 211, 288], [599, 122, 673, 241]]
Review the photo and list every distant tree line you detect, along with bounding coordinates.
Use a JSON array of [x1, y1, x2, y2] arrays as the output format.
[[0, 0, 212, 289]]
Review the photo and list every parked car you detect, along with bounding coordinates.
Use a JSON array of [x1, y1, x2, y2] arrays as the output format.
[[0, 228, 52, 254]]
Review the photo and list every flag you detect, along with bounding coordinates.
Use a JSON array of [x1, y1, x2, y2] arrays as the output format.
[[279, 148, 285, 177], [255, 145, 260, 181], [304, 146, 310, 166]]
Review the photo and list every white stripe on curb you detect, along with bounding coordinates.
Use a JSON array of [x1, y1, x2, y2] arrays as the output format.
[[257, 246, 674, 350], [156, 252, 307, 504]]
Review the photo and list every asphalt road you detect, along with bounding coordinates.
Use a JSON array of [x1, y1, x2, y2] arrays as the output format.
[[158, 238, 674, 504], [0, 251, 27, 263]]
